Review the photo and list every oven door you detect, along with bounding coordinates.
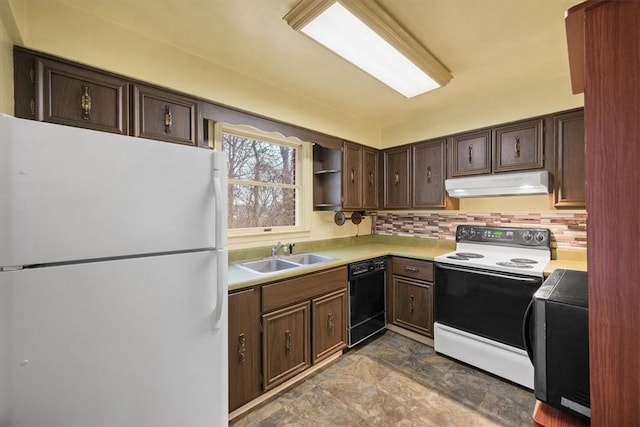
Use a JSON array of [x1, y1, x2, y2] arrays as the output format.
[[435, 263, 543, 349]]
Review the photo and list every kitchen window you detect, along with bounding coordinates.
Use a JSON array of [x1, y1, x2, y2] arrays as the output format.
[[214, 123, 311, 238]]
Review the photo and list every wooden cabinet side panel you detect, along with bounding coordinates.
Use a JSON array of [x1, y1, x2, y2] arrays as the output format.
[[312, 289, 347, 363], [554, 110, 586, 207], [262, 301, 310, 390], [13, 49, 36, 120], [583, 2, 640, 425], [228, 288, 261, 411], [262, 267, 347, 312]]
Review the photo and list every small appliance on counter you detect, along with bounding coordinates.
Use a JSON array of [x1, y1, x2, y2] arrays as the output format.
[[523, 269, 590, 420]]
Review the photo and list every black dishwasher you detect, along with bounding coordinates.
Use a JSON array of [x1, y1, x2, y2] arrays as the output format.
[[348, 257, 386, 347]]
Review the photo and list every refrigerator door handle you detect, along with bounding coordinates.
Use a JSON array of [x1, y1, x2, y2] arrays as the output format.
[[212, 153, 227, 330], [213, 248, 227, 330]]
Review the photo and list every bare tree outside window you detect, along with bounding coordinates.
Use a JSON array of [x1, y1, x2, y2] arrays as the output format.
[[222, 132, 298, 229]]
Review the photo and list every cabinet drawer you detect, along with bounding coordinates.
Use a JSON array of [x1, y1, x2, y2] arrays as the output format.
[[391, 257, 433, 282], [262, 267, 347, 312]]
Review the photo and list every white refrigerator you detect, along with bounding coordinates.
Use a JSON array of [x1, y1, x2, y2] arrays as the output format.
[[0, 115, 228, 426]]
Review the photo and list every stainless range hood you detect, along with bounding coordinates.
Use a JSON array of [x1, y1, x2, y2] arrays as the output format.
[[445, 170, 550, 198]]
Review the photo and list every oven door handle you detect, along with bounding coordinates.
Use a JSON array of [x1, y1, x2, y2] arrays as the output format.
[[435, 263, 542, 283]]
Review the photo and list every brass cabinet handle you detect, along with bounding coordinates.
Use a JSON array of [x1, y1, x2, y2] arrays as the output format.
[[403, 266, 419, 272], [514, 136, 521, 158], [350, 169, 355, 183], [285, 330, 291, 355], [427, 166, 432, 183], [327, 312, 335, 336], [80, 84, 92, 121], [30, 99, 35, 117], [164, 105, 172, 134], [368, 172, 374, 184], [468, 145, 473, 163], [409, 295, 415, 313], [394, 172, 400, 185], [238, 333, 246, 363]]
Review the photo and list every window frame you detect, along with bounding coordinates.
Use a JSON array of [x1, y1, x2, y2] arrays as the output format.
[[214, 122, 312, 240]]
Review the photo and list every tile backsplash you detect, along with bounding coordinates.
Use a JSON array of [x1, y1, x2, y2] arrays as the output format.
[[373, 212, 587, 250]]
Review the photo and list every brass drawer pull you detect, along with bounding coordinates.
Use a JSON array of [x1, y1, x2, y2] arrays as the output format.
[[403, 266, 419, 273], [350, 169, 355, 183], [368, 172, 374, 184], [164, 105, 172, 134], [394, 172, 400, 185], [409, 295, 415, 313], [328, 312, 335, 336], [80, 84, 92, 121], [427, 166, 432, 183], [238, 333, 246, 363], [285, 330, 292, 355], [468, 145, 473, 163], [514, 136, 521, 158]]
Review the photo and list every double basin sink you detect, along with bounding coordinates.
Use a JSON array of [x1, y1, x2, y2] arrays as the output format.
[[239, 253, 336, 274]]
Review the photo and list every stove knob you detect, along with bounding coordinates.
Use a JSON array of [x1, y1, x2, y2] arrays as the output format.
[[523, 231, 533, 242], [459, 227, 468, 237], [535, 232, 546, 243], [468, 228, 476, 238]]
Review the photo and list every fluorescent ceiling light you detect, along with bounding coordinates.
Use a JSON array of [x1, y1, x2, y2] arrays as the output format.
[[284, 0, 452, 98]]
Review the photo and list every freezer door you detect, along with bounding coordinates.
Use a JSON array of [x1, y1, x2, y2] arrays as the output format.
[[2, 251, 227, 426], [0, 115, 226, 267]]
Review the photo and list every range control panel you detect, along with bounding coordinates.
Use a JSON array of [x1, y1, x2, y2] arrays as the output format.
[[455, 225, 550, 248]]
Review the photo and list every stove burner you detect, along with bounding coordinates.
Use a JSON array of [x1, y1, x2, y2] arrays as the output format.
[[496, 261, 534, 269], [456, 252, 484, 259], [510, 258, 538, 264]]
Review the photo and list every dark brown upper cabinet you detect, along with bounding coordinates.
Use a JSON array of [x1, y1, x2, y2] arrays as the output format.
[[449, 130, 491, 177], [342, 142, 379, 211], [554, 109, 585, 208], [383, 146, 411, 209], [412, 139, 448, 209], [493, 119, 544, 172], [132, 84, 200, 147], [34, 57, 130, 135]]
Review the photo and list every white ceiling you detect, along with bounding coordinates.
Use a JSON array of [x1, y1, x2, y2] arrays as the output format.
[[59, 0, 581, 128]]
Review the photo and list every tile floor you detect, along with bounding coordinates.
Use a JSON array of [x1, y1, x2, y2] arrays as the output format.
[[230, 331, 536, 426]]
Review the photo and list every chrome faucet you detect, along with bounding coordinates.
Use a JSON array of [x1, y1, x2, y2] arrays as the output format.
[[271, 241, 287, 257]]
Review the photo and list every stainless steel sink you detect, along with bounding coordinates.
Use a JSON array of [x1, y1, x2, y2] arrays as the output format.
[[284, 253, 336, 265], [239, 258, 299, 274], [238, 253, 336, 274]]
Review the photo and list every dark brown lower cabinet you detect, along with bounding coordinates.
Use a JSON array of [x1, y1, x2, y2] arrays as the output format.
[[391, 276, 433, 337], [228, 288, 261, 412], [312, 289, 347, 363], [262, 301, 310, 391]]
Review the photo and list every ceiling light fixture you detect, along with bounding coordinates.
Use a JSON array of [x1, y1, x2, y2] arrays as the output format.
[[284, 0, 452, 98]]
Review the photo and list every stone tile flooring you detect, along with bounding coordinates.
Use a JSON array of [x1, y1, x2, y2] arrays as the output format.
[[230, 331, 536, 426]]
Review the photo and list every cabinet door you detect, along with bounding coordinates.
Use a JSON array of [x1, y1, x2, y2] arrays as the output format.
[[229, 288, 261, 412], [312, 289, 347, 363], [363, 148, 379, 210], [35, 58, 129, 135], [342, 142, 363, 209], [554, 110, 585, 207], [449, 130, 491, 177], [262, 301, 310, 390], [383, 146, 411, 208], [132, 84, 200, 146], [392, 276, 433, 337], [493, 119, 544, 172], [413, 139, 447, 208]]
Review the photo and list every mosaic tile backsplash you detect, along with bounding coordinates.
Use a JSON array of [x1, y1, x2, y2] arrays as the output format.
[[373, 212, 587, 250]]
